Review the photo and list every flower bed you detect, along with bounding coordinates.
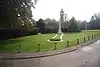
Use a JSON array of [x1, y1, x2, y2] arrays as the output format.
[[49, 33, 63, 41], [50, 38, 61, 41]]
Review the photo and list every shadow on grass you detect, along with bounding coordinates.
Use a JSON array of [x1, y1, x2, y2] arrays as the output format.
[[0, 39, 23, 45]]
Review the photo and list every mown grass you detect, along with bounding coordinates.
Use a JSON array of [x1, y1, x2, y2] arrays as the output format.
[[0, 30, 100, 52]]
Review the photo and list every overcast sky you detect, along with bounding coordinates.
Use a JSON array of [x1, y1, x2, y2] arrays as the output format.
[[32, 0, 100, 21]]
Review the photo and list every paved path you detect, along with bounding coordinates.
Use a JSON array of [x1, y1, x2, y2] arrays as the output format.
[[1, 40, 100, 67]]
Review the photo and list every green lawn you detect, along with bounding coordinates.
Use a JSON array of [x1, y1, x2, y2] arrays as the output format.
[[0, 30, 100, 52]]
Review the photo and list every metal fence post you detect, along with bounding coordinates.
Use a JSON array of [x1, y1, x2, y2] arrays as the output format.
[[97, 33, 98, 37], [94, 34, 95, 38], [37, 44, 40, 52], [84, 37, 86, 42], [67, 40, 69, 47], [92, 35, 93, 39], [17, 44, 21, 53], [99, 33, 100, 36], [54, 43, 57, 50], [77, 39, 79, 44], [95, 34, 96, 38], [98, 33, 99, 36], [88, 36, 90, 40]]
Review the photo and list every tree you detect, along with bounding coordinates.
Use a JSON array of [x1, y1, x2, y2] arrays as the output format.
[[68, 17, 79, 32], [89, 13, 100, 29], [0, 0, 37, 29], [44, 18, 59, 33], [0, 0, 37, 39], [36, 19, 45, 33]]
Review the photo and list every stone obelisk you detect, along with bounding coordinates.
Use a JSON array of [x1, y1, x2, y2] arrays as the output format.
[[58, 9, 64, 34]]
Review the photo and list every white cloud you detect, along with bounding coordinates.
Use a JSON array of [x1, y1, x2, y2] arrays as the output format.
[[32, 0, 100, 21]]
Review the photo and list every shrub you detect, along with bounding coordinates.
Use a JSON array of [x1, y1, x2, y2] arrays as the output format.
[[28, 27, 38, 35], [50, 38, 61, 41], [0, 29, 24, 40]]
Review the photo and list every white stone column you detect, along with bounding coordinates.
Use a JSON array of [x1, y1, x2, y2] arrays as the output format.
[[58, 9, 64, 34], [58, 20, 62, 34]]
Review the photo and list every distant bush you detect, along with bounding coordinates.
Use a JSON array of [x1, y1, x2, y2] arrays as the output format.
[[0, 29, 24, 40], [27, 27, 38, 35], [0, 27, 39, 40]]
